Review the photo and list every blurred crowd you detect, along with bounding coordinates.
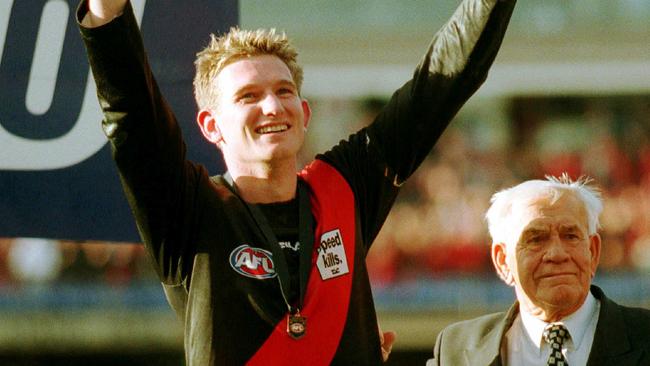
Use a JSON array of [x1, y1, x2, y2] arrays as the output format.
[[366, 95, 650, 285], [0, 238, 153, 287], [1, 95, 649, 288]]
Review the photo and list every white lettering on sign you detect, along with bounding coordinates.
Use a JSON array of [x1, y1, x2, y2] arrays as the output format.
[[0, 0, 147, 170], [26, 0, 68, 116]]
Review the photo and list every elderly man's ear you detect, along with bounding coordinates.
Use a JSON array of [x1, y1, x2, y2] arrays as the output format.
[[588, 234, 602, 278], [492, 242, 515, 286]]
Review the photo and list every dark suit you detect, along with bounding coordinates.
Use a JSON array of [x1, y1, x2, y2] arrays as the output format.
[[427, 286, 650, 365]]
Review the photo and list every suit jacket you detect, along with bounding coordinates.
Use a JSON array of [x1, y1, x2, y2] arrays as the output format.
[[427, 285, 650, 365]]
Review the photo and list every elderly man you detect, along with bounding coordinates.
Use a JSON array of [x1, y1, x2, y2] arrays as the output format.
[[428, 175, 650, 365]]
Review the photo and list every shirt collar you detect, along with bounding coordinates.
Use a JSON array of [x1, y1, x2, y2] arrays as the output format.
[[519, 292, 598, 353]]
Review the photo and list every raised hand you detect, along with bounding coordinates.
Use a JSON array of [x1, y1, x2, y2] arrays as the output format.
[[81, 0, 128, 28]]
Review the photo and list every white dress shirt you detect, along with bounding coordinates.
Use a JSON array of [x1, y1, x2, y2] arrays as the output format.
[[503, 292, 600, 366]]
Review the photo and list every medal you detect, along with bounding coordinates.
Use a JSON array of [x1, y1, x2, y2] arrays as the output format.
[[287, 310, 307, 339], [225, 174, 313, 342]]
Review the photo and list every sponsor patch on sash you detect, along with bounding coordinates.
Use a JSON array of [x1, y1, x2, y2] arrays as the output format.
[[316, 229, 349, 280]]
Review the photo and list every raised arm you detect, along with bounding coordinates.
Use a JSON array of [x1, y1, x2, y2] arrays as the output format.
[[80, 0, 128, 28], [370, 0, 517, 184], [317, 0, 516, 250], [77, 0, 203, 285]]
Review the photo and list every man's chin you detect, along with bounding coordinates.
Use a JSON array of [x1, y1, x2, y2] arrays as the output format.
[[540, 287, 586, 310]]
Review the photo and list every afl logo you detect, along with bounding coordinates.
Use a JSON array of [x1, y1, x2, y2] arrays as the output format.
[[229, 245, 276, 279]]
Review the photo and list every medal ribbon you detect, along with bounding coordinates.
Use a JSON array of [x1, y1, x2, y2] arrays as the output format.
[[247, 160, 357, 365], [224, 173, 314, 317]]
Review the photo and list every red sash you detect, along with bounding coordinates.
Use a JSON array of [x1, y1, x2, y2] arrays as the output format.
[[247, 160, 356, 365]]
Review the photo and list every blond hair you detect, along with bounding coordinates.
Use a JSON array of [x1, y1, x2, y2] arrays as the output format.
[[193, 27, 303, 110]]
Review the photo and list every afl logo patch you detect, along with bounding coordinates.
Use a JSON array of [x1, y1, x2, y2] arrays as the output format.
[[229, 244, 276, 279]]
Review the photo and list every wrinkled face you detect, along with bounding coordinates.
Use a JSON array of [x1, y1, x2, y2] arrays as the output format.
[[493, 192, 601, 321], [205, 54, 310, 166]]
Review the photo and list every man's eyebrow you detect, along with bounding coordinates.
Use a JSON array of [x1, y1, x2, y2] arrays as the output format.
[[520, 226, 550, 238], [559, 224, 581, 232], [231, 83, 257, 95], [523, 228, 546, 235], [275, 79, 297, 88], [232, 79, 296, 95]]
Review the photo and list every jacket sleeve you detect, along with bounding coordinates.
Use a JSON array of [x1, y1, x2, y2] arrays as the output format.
[[430, 328, 444, 366], [319, 0, 517, 251], [77, 0, 205, 286]]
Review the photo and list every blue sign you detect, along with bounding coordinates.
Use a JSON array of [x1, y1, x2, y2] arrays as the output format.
[[0, 0, 236, 241]]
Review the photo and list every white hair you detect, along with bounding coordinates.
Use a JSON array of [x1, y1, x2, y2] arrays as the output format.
[[485, 173, 603, 245]]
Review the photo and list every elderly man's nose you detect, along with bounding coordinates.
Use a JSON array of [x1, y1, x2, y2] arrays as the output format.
[[544, 235, 569, 261]]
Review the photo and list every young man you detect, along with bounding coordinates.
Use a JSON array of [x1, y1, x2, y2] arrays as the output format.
[[78, 0, 516, 364], [428, 175, 650, 365]]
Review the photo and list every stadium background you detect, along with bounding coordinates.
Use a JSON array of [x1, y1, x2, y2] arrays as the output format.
[[1, 1, 649, 364]]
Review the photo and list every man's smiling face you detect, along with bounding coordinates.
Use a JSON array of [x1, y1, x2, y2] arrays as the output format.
[[209, 54, 310, 166]]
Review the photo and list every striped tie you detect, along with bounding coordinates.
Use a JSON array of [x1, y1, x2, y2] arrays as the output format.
[[543, 323, 570, 366]]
